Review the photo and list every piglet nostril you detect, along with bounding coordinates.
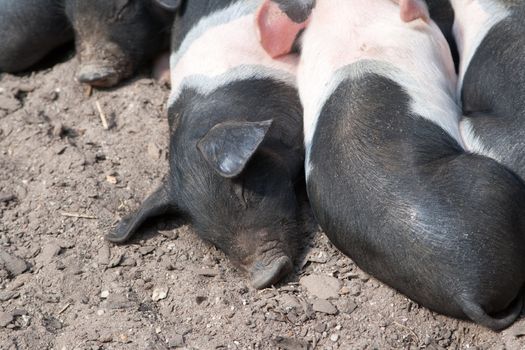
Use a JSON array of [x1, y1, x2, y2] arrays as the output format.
[[250, 256, 293, 289], [76, 64, 119, 87]]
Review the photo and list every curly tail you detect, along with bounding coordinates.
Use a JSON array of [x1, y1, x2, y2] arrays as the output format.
[[459, 294, 523, 331]]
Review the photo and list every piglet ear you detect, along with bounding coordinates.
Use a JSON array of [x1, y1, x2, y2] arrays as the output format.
[[392, 0, 429, 23], [198, 120, 273, 178], [256, 0, 313, 58], [153, 0, 182, 11]]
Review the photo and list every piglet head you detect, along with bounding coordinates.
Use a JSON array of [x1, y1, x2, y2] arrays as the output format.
[[66, 0, 181, 87], [107, 86, 304, 289], [190, 119, 299, 288], [164, 81, 305, 289]]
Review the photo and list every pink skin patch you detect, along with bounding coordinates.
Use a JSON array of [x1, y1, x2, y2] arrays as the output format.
[[153, 52, 171, 87], [393, 0, 430, 23], [256, 0, 310, 58]]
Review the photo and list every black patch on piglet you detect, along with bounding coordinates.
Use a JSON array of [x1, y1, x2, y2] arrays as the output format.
[[273, 0, 316, 23], [307, 67, 525, 330], [109, 77, 305, 289], [0, 0, 73, 73], [153, 0, 182, 11], [198, 120, 273, 178]]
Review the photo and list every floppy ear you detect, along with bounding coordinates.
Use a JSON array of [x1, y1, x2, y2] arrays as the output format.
[[392, 0, 429, 23], [152, 0, 182, 11], [198, 119, 273, 178], [255, 0, 313, 58]]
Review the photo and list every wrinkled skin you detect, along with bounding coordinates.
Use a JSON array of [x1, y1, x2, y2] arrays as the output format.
[[0, 0, 73, 72], [65, 0, 180, 87]]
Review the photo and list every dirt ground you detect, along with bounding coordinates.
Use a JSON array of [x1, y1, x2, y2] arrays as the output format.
[[1, 53, 525, 350]]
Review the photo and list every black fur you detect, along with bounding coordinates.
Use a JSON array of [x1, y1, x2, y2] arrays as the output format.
[[426, 0, 459, 70], [461, 4, 525, 180], [109, 77, 305, 288], [172, 0, 241, 52], [65, 0, 177, 85], [108, 0, 307, 289], [0, 0, 73, 72], [307, 64, 525, 330], [165, 79, 304, 267], [273, 0, 316, 23]]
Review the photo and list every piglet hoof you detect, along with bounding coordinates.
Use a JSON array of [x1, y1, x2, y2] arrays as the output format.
[[251, 256, 293, 289], [105, 216, 135, 244]]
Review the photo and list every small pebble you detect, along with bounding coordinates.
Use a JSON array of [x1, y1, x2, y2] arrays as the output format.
[[36, 243, 62, 265], [0, 291, 17, 301], [0, 249, 28, 276], [97, 245, 110, 265], [300, 274, 341, 300], [139, 246, 155, 256], [152, 287, 168, 302], [314, 323, 326, 333], [312, 299, 338, 315], [0, 311, 14, 327], [510, 323, 525, 338], [106, 175, 118, 185], [168, 334, 184, 348]]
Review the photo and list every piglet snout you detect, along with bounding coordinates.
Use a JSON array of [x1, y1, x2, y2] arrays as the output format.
[[250, 255, 293, 289], [77, 64, 120, 87]]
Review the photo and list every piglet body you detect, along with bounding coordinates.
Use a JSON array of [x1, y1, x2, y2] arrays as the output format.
[[0, 0, 73, 72], [107, 0, 305, 290], [451, 0, 525, 180], [260, 0, 525, 329]]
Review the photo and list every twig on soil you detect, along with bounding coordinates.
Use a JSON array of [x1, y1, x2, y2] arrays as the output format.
[[95, 101, 109, 130], [60, 212, 97, 220], [393, 321, 420, 344], [85, 84, 93, 97], [58, 303, 71, 314]]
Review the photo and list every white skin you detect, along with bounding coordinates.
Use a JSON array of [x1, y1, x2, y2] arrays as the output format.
[[295, 0, 461, 161], [447, 0, 511, 160], [168, 0, 298, 105], [448, 0, 510, 93]]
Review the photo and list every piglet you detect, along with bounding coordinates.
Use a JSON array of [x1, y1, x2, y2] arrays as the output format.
[[447, 1, 525, 181], [425, 0, 458, 69], [0, 0, 73, 72], [259, 0, 525, 329], [106, 0, 305, 289], [65, 0, 181, 87]]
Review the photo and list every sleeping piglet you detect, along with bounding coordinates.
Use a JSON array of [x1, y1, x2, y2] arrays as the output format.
[[106, 0, 306, 289], [258, 0, 525, 329]]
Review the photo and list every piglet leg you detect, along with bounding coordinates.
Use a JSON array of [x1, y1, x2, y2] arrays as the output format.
[[153, 52, 171, 87], [106, 182, 176, 243]]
